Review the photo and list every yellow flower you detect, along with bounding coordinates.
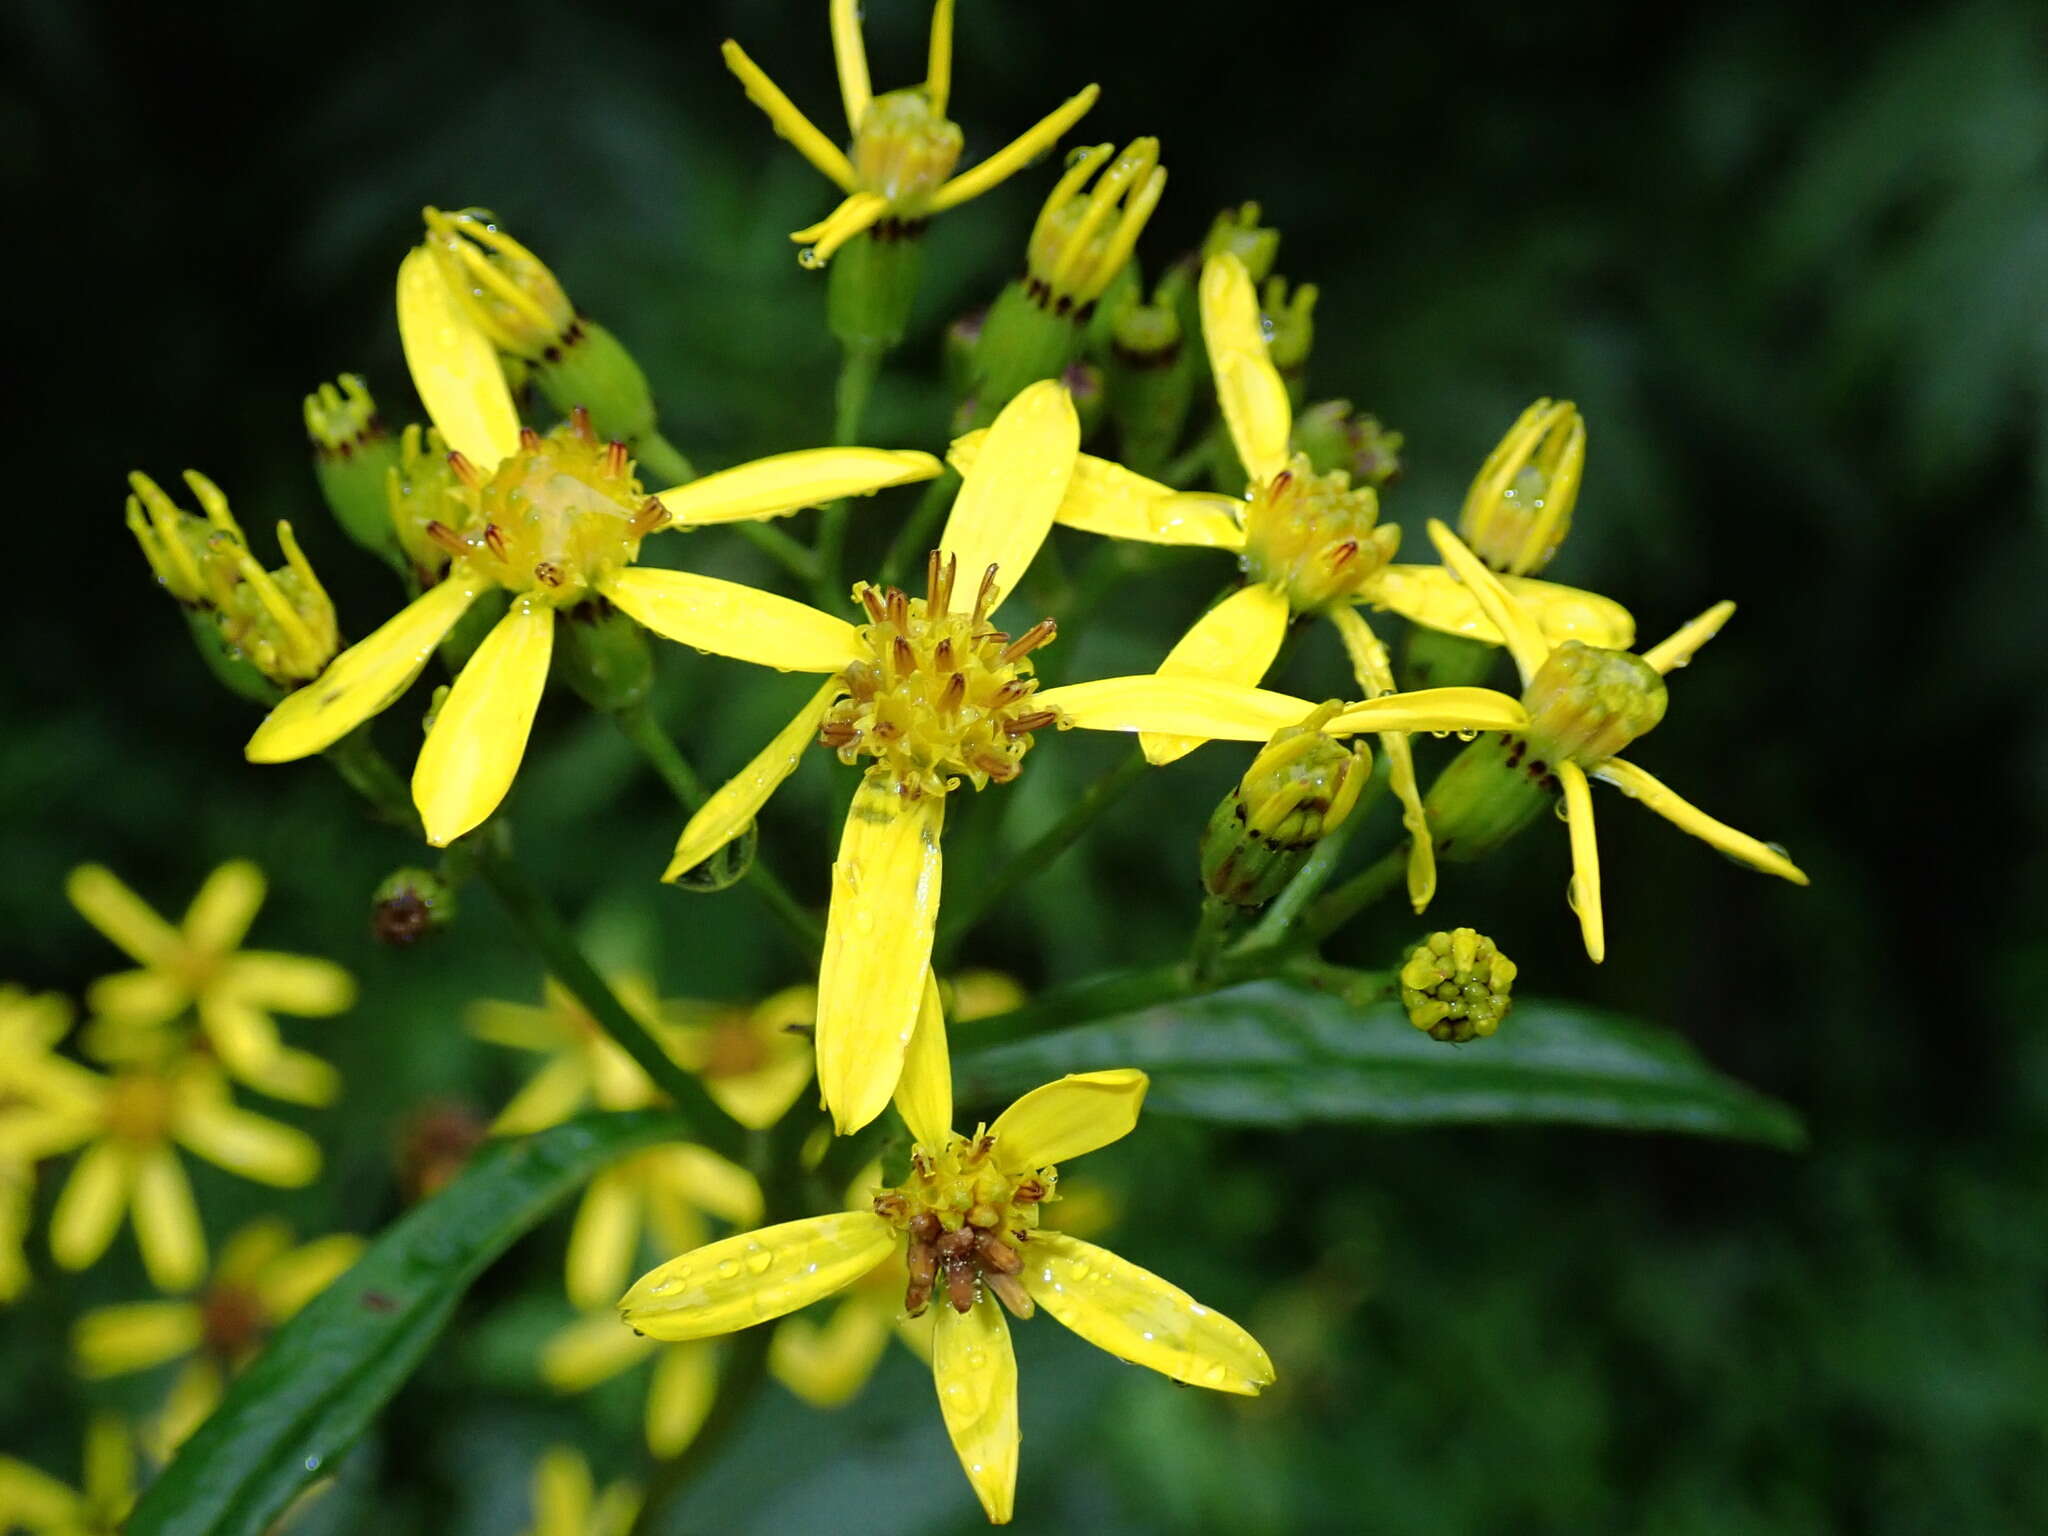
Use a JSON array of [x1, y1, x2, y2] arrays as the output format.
[[67, 860, 350, 1107], [1427, 519, 1809, 961], [659, 985, 818, 1131], [1457, 398, 1585, 577], [0, 985, 90, 1172], [0, 1413, 137, 1535], [469, 975, 765, 1310], [621, 1013, 1274, 1526], [540, 1314, 719, 1459], [242, 244, 942, 848], [724, 0, 1099, 267], [38, 1048, 320, 1292], [652, 380, 1430, 1132], [72, 1218, 363, 1458], [948, 253, 1630, 914], [521, 1445, 638, 1536]]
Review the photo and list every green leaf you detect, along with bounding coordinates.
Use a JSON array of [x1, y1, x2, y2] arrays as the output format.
[[955, 982, 1804, 1149], [128, 1109, 679, 1536]]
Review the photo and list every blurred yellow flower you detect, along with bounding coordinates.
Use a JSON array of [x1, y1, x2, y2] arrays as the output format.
[[72, 1218, 363, 1457], [521, 1445, 638, 1536], [67, 861, 350, 1107], [540, 1315, 718, 1459], [0, 1413, 136, 1536]]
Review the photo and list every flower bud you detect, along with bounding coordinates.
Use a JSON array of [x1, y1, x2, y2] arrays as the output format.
[[1105, 267, 1196, 476], [385, 423, 459, 586], [1293, 401, 1405, 487], [1262, 275, 1317, 380], [371, 867, 457, 948], [1202, 703, 1371, 908], [1400, 928, 1516, 1042], [1521, 641, 1665, 764], [556, 598, 655, 714], [421, 206, 574, 359], [827, 227, 926, 351], [1025, 140, 1166, 315], [1422, 732, 1552, 865], [1203, 202, 1280, 283], [1459, 399, 1584, 576], [303, 375, 403, 566]]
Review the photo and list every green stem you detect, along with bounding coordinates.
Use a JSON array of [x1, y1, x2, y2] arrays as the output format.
[[735, 519, 823, 588], [1190, 896, 1237, 982], [813, 341, 887, 606], [324, 727, 419, 835], [1301, 845, 1408, 946], [878, 470, 959, 590], [935, 747, 1150, 957], [634, 430, 695, 487]]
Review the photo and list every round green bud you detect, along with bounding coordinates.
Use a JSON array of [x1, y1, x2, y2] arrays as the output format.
[[1202, 202, 1280, 284], [1522, 642, 1666, 765], [1294, 400, 1405, 487], [1401, 928, 1517, 1042], [304, 375, 404, 566], [533, 320, 657, 449], [372, 868, 457, 948]]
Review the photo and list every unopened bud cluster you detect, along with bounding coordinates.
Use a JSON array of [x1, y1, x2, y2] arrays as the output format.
[[1202, 704, 1371, 908], [304, 375, 403, 563], [1401, 928, 1517, 1042], [874, 1133, 1054, 1321], [1295, 401, 1405, 487]]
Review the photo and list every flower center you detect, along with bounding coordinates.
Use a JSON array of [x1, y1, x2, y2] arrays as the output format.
[[874, 1131, 1055, 1320], [424, 409, 667, 605], [852, 90, 964, 207], [200, 1281, 270, 1361], [103, 1072, 174, 1144], [820, 553, 1063, 798], [699, 1014, 771, 1080], [1241, 454, 1400, 613], [1520, 641, 1667, 764]]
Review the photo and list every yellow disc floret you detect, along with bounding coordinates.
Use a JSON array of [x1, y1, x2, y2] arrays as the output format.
[[1520, 640, 1667, 765], [1401, 928, 1517, 1043], [1241, 453, 1401, 614], [820, 552, 1064, 798], [851, 91, 965, 210], [873, 1129, 1055, 1320]]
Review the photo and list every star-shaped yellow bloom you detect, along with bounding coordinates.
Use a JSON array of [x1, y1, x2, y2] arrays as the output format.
[[66, 861, 350, 1107], [241, 233, 941, 847], [724, 0, 1099, 268], [1427, 519, 1809, 961], [0, 1413, 137, 1536], [621, 994, 1273, 1526]]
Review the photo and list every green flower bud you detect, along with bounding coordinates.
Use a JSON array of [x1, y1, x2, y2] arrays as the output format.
[[1401, 928, 1516, 1042], [1203, 202, 1280, 283], [1262, 275, 1317, 382], [557, 598, 655, 714], [304, 375, 404, 566], [1423, 731, 1553, 865], [827, 226, 927, 352], [1521, 642, 1665, 764], [944, 308, 986, 399], [371, 868, 457, 948], [1201, 704, 1371, 908], [1066, 360, 1105, 439], [1105, 268, 1195, 477], [533, 318, 658, 449], [1293, 401, 1404, 487], [968, 278, 1082, 426], [386, 423, 458, 587], [1459, 399, 1584, 576]]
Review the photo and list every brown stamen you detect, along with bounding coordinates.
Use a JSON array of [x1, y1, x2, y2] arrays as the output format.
[[999, 619, 1058, 663], [570, 405, 595, 441]]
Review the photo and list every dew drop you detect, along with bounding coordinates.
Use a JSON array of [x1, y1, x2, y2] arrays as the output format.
[[744, 1244, 775, 1275], [1565, 875, 1582, 915], [716, 1258, 742, 1280]]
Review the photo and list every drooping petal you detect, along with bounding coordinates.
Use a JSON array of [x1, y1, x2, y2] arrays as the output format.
[[1593, 757, 1809, 885], [618, 1211, 896, 1341], [48, 1141, 131, 1273], [893, 972, 954, 1151], [1331, 605, 1435, 912], [987, 1070, 1148, 1174], [567, 1167, 642, 1312], [72, 1300, 204, 1378], [647, 1341, 719, 1458], [1035, 675, 1319, 742], [817, 778, 945, 1134], [938, 380, 1078, 615], [598, 568, 860, 674], [490, 1051, 591, 1136], [174, 1092, 321, 1186], [132, 1146, 207, 1291], [541, 1311, 656, 1393], [790, 190, 891, 266], [1424, 520, 1551, 685], [65, 865, 181, 967], [653, 447, 941, 527], [1557, 760, 1605, 964], [244, 569, 489, 763], [770, 1289, 896, 1409], [414, 599, 554, 848], [1199, 252, 1291, 484], [221, 953, 355, 1015], [1140, 583, 1292, 765], [947, 433, 1245, 550], [1025, 1231, 1273, 1395], [645, 1144, 763, 1229], [828, 0, 871, 132], [182, 860, 265, 954], [1641, 600, 1735, 675], [720, 41, 858, 191], [926, 84, 1101, 213], [1374, 563, 1636, 655], [396, 246, 521, 469], [1324, 687, 1528, 737], [930, 1295, 1019, 1525], [662, 681, 840, 882]]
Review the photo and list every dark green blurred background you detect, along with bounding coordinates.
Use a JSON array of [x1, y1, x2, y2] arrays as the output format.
[[5, 0, 2045, 1529]]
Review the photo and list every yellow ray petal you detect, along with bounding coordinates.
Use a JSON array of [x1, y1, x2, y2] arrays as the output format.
[[926, 84, 1100, 213], [491, 1051, 590, 1136], [132, 1146, 206, 1292], [654, 447, 941, 527], [214, 1216, 293, 1287], [938, 379, 1078, 615], [829, 0, 871, 131], [533, 1446, 593, 1534], [1557, 760, 1605, 964], [567, 1167, 641, 1313], [721, 40, 858, 191], [245, 569, 490, 763], [948, 432, 1246, 550], [49, 1141, 131, 1273], [396, 246, 520, 469], [599, 568, 860, 674], [931, 1295, 1019, 1525], [645, 1144, 763, 1228], [987, 1070, 1148, 1174], [66, 865, 181, 967], [83, 1411, 136, 1511], [182, 859, 264, 953], [770, 1290, 895, 1408], [790, 190, 891, 267], [1035, 675, 1319, 742], [73, 1300, 203, 1378], [223, 953, 355, 1015], [1373, 564, 1635, 654], [647, 1341, 718, 1458], [541, 1311, 656, 1393], [465, 999, 565, 1052], [663, 681, 839, 882], [1641, 600, 1735, 675], [414, 599, 555, 848], [1331, 605, 1435, 911], [1324, 686, 1528, 737], [1141, 582, 1292, 765], [174, 1093, 320, 1186], [1024, 1231, 1273, 1395], [258, 1233, 365, 1317], [194, 997, 283, 1085], [0, 1456, 86, 1526], [893, 972, 954, 1151], [925, 0, 956, 114], [1199, 252, 1291, 484], [618, 1211, 896, 1341], [1424, 520, 1551, 685], [817, 778, 945, 1134], [1593, 757, 1809, 885]]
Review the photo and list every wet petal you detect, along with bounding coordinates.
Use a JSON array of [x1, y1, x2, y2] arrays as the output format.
[[1558, 761, 1605, 964], [49, 1141, 131, 1273], [663, 681, 839, 882], [1594, 757, 1809, 885], [619, 1211, 896, 1341], [1325, 687, 1528, 737], [1141, 583, 1292, 765], [893, 972, 954, 1151], [769, 1290, 896, 1408], [66, 865, 181, 967], [1331, 605, 1435, 911], [174, 1091, 321, 1186], [414, 599, 554, 848], [245, 569, 489, 763], [1641, 600, 1735, 675], [72, 1300, 202, 1379], [182, 859, 265, 953], [927, 84, 1100, 212], [654, 447, 941, 526], [396, 246, 520, 468], [790, 190, 890, 266], [568, 1167, 642, 1312], [1025, 1231, 1273, 1395], [829, 0, 871, 130], [599, 568, 860, 674], [949, 432, 1245, 550], [817, 779, 945, 1134], [721, 40, 858, 191], [1423, 520, 1552, 685], [132, 1145, 207, 1291], [930, 1295, 1019, 1525], [647, 1341, 718, 1457], [1200, 252, 1291, 483], [222, 953, 355, 1016], [1374, 565, 1635, 655], [939, 379, 1078, 614], [1034, 674, 1318, 742], [988, 1070, 1148, 1173]]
